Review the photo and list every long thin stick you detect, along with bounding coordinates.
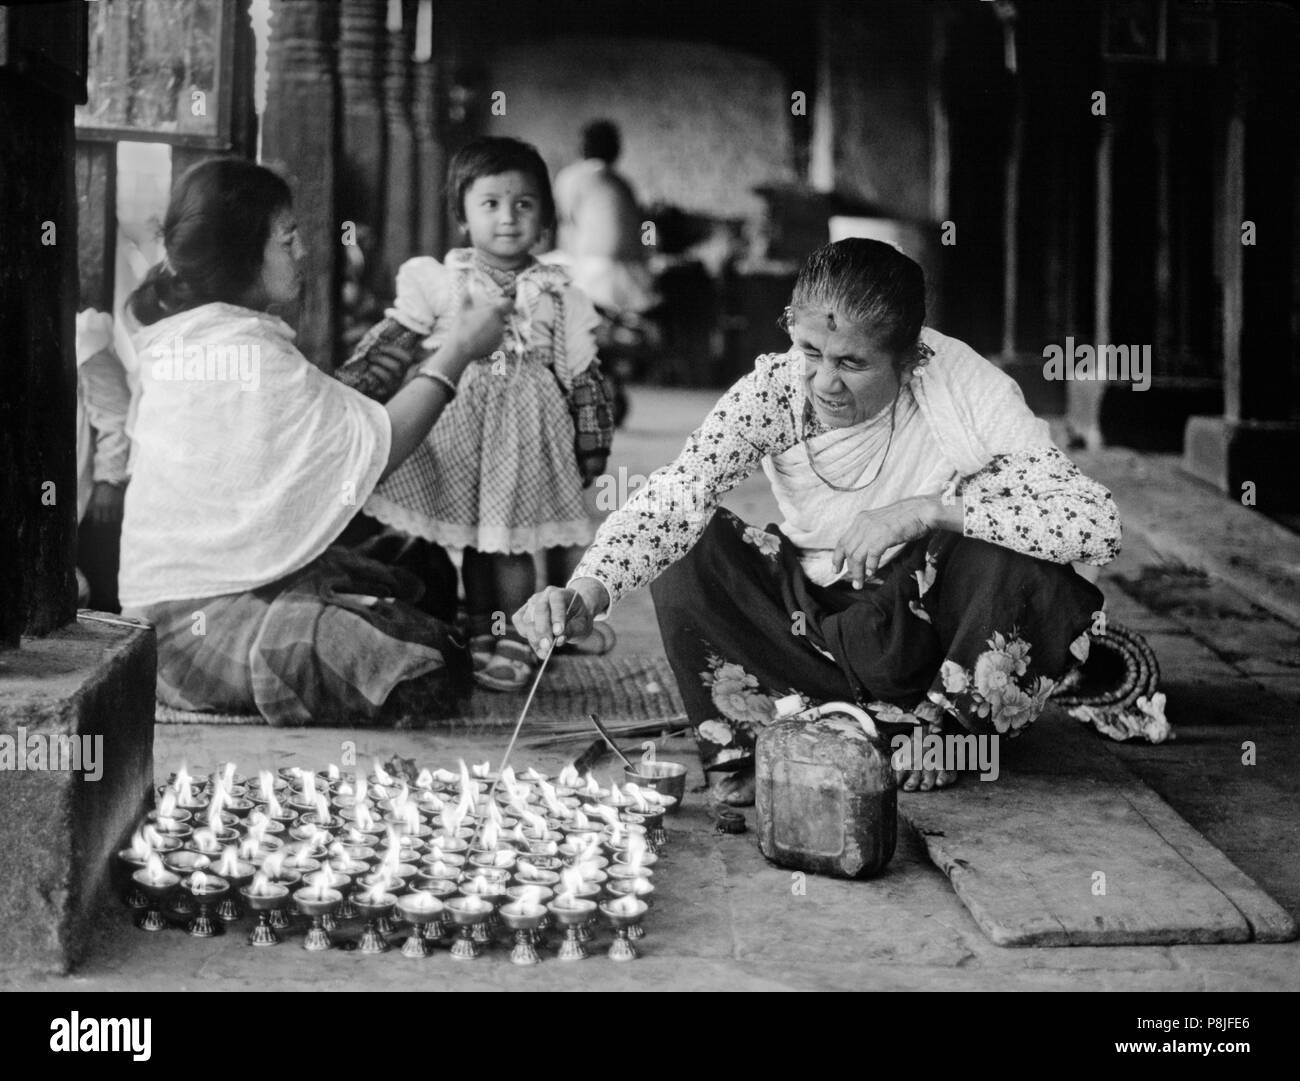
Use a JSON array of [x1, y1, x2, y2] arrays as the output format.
[[468, 596, 577, 845]]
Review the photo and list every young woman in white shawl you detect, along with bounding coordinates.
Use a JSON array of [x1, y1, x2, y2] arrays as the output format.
[[120, 159, 512, 726], [514, 239, 1131, 804]]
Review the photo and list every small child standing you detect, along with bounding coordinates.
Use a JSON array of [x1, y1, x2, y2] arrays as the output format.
[[335, 137, 614, 691]]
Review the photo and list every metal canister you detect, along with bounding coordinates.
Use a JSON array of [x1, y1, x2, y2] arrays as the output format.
[[756, 698, 897, 879]]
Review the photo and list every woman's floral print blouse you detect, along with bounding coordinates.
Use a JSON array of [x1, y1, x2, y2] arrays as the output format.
[[573, 352, 1121, 608]]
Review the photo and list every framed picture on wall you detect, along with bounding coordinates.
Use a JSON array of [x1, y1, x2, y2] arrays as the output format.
[[1103, 0, 1168, 63], [75, 0, 238, 149]]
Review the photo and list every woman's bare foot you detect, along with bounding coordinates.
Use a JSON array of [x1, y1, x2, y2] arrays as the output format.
[[890, 724, 961, 792], [894, 766, 960, 792]]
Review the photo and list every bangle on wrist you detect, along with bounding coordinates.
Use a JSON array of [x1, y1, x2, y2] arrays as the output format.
[[414, 363, 458, 399]]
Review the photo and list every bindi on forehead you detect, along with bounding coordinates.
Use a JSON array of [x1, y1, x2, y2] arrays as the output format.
[[468, 172, 537, 198], [790, 303, 844, 333]]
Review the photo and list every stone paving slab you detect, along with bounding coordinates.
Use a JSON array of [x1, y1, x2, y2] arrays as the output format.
[[1066, 445, 1300, 629], [1, 724, 1294, 992]]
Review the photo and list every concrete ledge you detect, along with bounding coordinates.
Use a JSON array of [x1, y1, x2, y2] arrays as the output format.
[[0, 614, 156, 975], [1182, 416, 1300, 511], [1062, 438, 1300, 630]]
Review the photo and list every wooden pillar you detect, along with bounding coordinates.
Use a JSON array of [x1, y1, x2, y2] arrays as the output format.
[[997, 3, 1022, 359], [261, 0, 339, 368], [412, 0, 445, 259], [0, 3, 86, 644], [1232, 17, 1295, 423], [339, 0, 386, 290], [1182, 10, 1299, 507], [1068, 80, 1112, 451], [381, 0, 416, 284], [1152, 80, 1174, 362]]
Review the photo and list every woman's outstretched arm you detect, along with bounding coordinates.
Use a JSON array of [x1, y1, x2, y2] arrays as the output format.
[[379, 297, 512, 477], [568, 352, 805, 610]]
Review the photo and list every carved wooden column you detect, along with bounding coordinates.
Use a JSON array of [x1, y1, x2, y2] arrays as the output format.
[[339, 0, 386, 293], [381, 0, 417, 284], [411, 0, 446, 258], [0, 4, 84, 643], [261, 0, 339, 368]]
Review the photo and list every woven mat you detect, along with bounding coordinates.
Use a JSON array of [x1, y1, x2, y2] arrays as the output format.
[[155, 653, 686, 730]]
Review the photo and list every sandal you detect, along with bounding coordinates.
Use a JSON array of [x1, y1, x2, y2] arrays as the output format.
[[469, 634, 496, 673], [474, 638, 539, 692], [553, 622, 617, 657]]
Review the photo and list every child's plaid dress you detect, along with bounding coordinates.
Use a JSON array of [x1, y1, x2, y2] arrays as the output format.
[[344, 249, 605, 553]]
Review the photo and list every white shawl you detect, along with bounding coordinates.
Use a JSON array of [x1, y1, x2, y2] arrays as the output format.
[[119, 303, 391, 607], [763, 327, 1054, 586]]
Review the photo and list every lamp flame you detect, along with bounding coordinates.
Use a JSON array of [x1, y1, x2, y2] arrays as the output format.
[[217, 845, 240, 876], [471, 760, 491, 779], [262, 851, 285, 879], [608, 894, 640, 916], [372, 759, 393, 786], [157, 790, 178, 819], [415, 768, 434, 790], [191, 870, 209, 892], [267, 793, 284, 819], [355, 801, 376, 832], [171, 762, 192, 792], [129, 830, 151, 861], [627, 833, 647, 874], [560, 866, 586, 898], [250, 871, 273, 897], [385, 826, 403, 855], [557, 764, 580, 788], [142, 825, 165, 851], [145, 852, 167, 882]]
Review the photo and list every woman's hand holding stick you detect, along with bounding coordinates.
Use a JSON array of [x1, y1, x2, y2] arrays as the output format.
[[513, 577, 610, 658]]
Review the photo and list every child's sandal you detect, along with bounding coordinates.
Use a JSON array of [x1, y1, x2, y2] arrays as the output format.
[[469, 634, 496, 673], [473, 639, 539, 693]]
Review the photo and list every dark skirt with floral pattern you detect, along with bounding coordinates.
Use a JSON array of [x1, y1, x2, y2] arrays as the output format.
[[649, 509, 1104, 773]]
